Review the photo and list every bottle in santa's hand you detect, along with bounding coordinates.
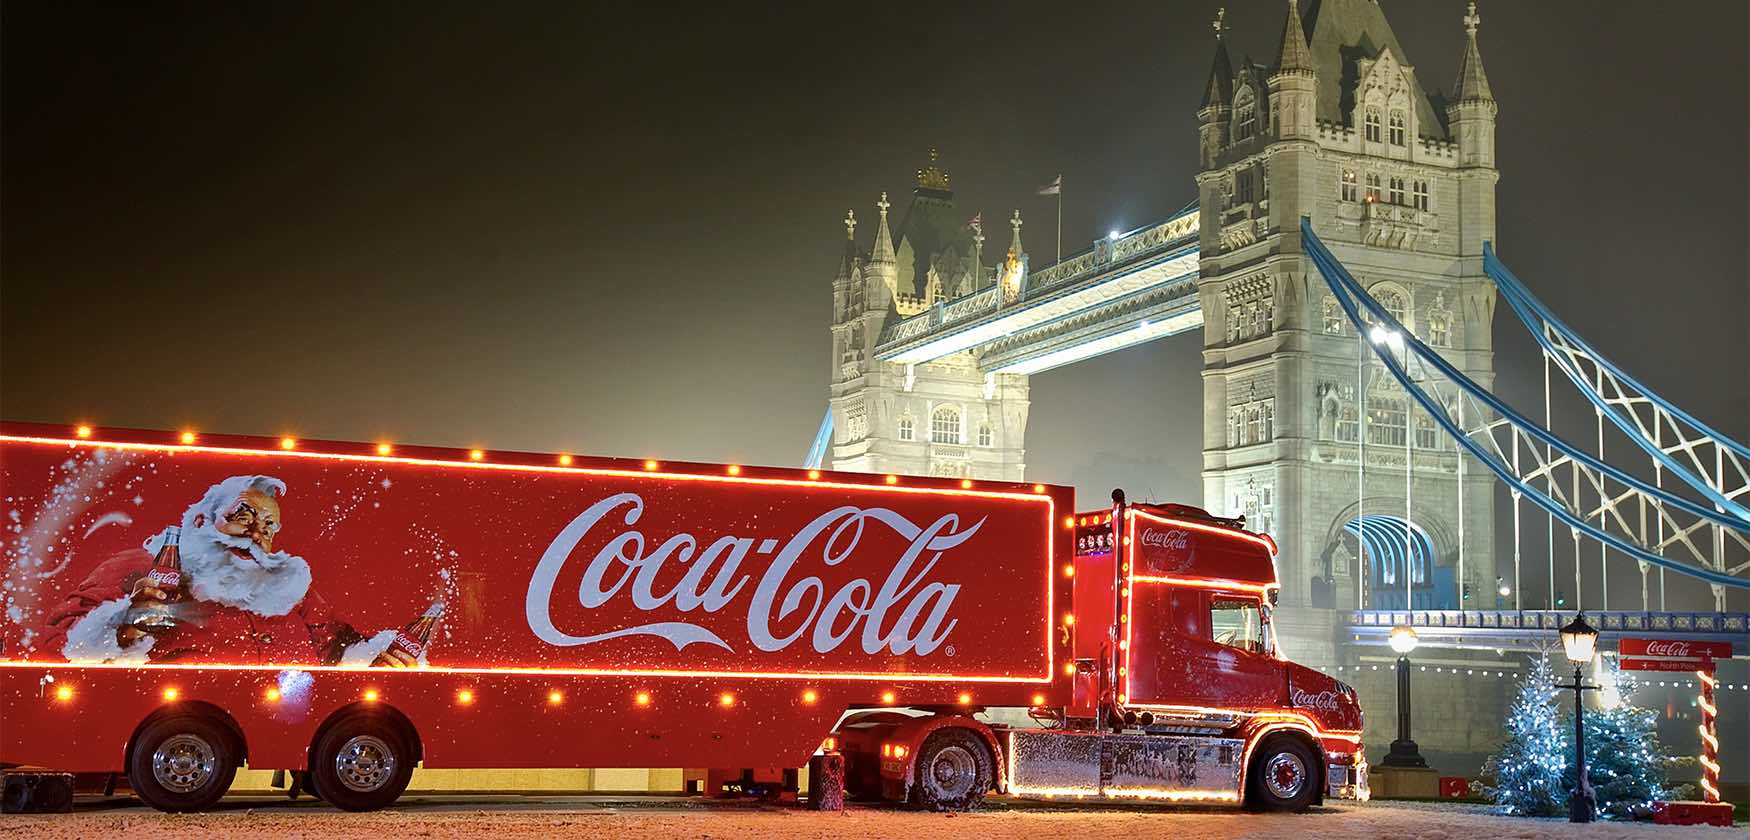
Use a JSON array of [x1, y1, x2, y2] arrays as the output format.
[[128, 526, 183, 632], [372, 599, 445, 666]]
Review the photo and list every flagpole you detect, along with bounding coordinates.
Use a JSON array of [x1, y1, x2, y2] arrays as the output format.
[[1056, 186, 1062, 265]]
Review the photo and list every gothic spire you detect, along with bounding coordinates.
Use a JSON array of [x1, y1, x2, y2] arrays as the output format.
[[1453, 2, 1494, 103], [835, 209, 858, 280], [868, 192, 895, 265], [1007, 209, 1025, 258], [1274, 0, 1314, 76], [1200, 7, 1235, 110]]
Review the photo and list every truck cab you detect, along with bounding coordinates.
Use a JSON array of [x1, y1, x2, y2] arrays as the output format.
[[835, 490, 1367, 811]]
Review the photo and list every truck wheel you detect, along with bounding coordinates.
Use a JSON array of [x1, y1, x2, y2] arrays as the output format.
[[1246, 735, 1318, 812], [127, 713, 239, 812], [909, 729, 991, 812], [309, 714, 415, 812]]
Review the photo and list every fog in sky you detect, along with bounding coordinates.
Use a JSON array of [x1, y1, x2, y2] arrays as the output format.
[[5, 2, 1746, 609]]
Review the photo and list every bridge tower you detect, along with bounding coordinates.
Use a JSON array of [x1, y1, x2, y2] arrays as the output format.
[[828, 153, 1031, 481], [1196, 0, 1500, 659]]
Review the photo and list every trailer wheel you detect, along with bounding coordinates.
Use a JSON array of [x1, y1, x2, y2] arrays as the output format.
[[309, 713, 415, 812], [126, 713, 240, 812], [909, 729, 991, 812], [1246, 735, 1318, 812]]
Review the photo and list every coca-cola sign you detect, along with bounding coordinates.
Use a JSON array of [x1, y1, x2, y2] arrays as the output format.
[[1290, 687, 1341, 712], [1136, 526, 1194, 574], [526, 493, 978, 656], [1618, 637, 1733, 671]]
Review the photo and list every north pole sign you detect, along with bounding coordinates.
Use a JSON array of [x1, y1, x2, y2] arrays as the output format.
[[1617, 638, 1734, 671]]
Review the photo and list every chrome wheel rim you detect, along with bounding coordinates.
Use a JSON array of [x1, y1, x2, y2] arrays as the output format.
[[334, 734, 398, 793], [924, 744, 977, 800], [152, 733, 217, 793], [1264, 751, 1307, 800]]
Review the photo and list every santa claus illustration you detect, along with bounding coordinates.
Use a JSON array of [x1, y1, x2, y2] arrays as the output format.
[[48, 474, 420, 667]]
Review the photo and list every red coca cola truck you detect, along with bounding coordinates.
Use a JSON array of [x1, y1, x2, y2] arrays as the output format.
[[0, 423, 1366, 813]]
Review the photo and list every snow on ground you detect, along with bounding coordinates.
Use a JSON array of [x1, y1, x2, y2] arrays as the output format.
[[0, 797, 1740, 839]]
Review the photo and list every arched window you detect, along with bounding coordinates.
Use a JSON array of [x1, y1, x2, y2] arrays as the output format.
[[1235, 88, 1257, 141], [1336, 402, 1360, 442], [898, 415, 915, 441], [1340, 169, 1358, 202], [1364, 109, 1382, 143], [1322, 294, 1346, 334], [1231, 408, 1246, 447], [1364, 173, 1381, 202], [1388, 177, 1405, 205], [1245, 405, 1262, 445], [1252, 302, 1270, 336], [1412, 179, 1430, 211], [1369, 395, 1407, 447], [1388, 111, 1406, 146], [977, 423, 993, 447], [930, 406, 962, 444], [1373, 285, 1410, 330], [1414, 413, 1439, 450], [1429, 313, 1452, 347]]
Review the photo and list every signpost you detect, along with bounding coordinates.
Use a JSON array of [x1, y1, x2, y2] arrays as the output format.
[[1617, 638, 1735, 827]]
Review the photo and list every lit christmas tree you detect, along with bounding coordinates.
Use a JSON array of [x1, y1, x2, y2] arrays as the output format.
[[1569, 662, 1682, 819], [1481, 655, 1569, 817]]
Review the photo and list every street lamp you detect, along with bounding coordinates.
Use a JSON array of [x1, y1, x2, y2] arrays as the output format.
[[1557, 612, 1600, 823], [1381, 625, 1426, 768]]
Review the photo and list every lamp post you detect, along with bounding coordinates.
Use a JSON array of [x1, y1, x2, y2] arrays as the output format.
[[1557, 612, 1600, 823], [1381, 624, 1426, 768]]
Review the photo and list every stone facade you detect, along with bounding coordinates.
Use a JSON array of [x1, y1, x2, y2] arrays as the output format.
[[1197, 0, 1499, 632], [828, 160, 1031, 481]]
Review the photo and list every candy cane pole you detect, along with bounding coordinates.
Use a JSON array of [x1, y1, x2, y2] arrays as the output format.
[[1696, 664, 1719, 804]]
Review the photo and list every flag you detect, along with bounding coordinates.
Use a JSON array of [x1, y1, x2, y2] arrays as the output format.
[[964, 212, 982, 230], [1037, 175, 1061, 196]]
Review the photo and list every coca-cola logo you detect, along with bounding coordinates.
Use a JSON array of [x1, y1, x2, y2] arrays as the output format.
[[395, 632, 427, 659], [524, 493, 981, 656], [146, 569, 181, 588], [1645, 640, 1693, 658], [1291, 687, 1341, 712], [1140, 528, 1189, 550]]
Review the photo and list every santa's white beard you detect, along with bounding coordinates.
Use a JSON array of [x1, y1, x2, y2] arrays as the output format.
[[164, 520, 312, 618]]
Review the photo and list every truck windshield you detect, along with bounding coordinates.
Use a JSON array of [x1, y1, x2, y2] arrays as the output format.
[[1210, 596, 1265, 655]]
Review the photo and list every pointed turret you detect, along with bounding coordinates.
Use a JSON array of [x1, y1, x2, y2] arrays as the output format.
[[868, 192, 895, 265], [1274, 0, 1313, 75], [1447, 2, 1498, 170], [1453, 1, 1494, 104], [1201, 8, 1235, 110], [1198, 8, 1235, 168], [834, 209, 858, 281], [1267, 0, 1318, 142]]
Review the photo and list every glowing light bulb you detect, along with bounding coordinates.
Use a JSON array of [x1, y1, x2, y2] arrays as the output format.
[[1032, 484, 1046, 493], [162, 687, 180, 701], [279, 437, 297, 450], [376, 443, 394, 456], [807, 469, 821, 480], [363, 689, 380, 702], [468, 449, 485, 461], [265, 687, 282, 702], [884, 475, 899, 485], [558, 454, 574, 466], [1064, 565, 1075, 578], [960, 479, 973, 489], [1031, 693, 1046, 706], [179, 431, 197, 445], [644, 460, 659, 471], [634, 691, 652, 707], [718, 692, 736, 707], [548, 690, 564, 705], [802, 689, 818, 704], [958, 692, 973, 705], [74, 425, 93, 439], [457, 689, 475, 705], [55, 685, 73, 701], [1064, 516, 1075, 528], [727, 465, 741, 476]]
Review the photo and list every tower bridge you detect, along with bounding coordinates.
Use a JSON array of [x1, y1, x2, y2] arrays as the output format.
[[817, 0, 1746, 772]]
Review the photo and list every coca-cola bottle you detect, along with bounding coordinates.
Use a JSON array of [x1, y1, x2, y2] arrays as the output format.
[[129, 527, 183, 632], [373, 599, 445, 666]]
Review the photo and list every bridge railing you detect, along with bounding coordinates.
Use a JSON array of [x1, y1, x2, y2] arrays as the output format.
[[1349, 608, 1750, 637]]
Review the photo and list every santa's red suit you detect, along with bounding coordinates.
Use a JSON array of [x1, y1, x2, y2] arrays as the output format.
[[43, 548, 378, 666]]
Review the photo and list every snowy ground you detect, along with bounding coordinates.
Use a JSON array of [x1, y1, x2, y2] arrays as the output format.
[[0, 796, 1740, 839]]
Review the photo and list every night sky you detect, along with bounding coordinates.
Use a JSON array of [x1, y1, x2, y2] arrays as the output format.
[[4, 2, 1746, 608]]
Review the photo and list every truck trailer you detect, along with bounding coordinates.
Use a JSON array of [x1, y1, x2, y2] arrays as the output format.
[[0, 423, 1365, 812]]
